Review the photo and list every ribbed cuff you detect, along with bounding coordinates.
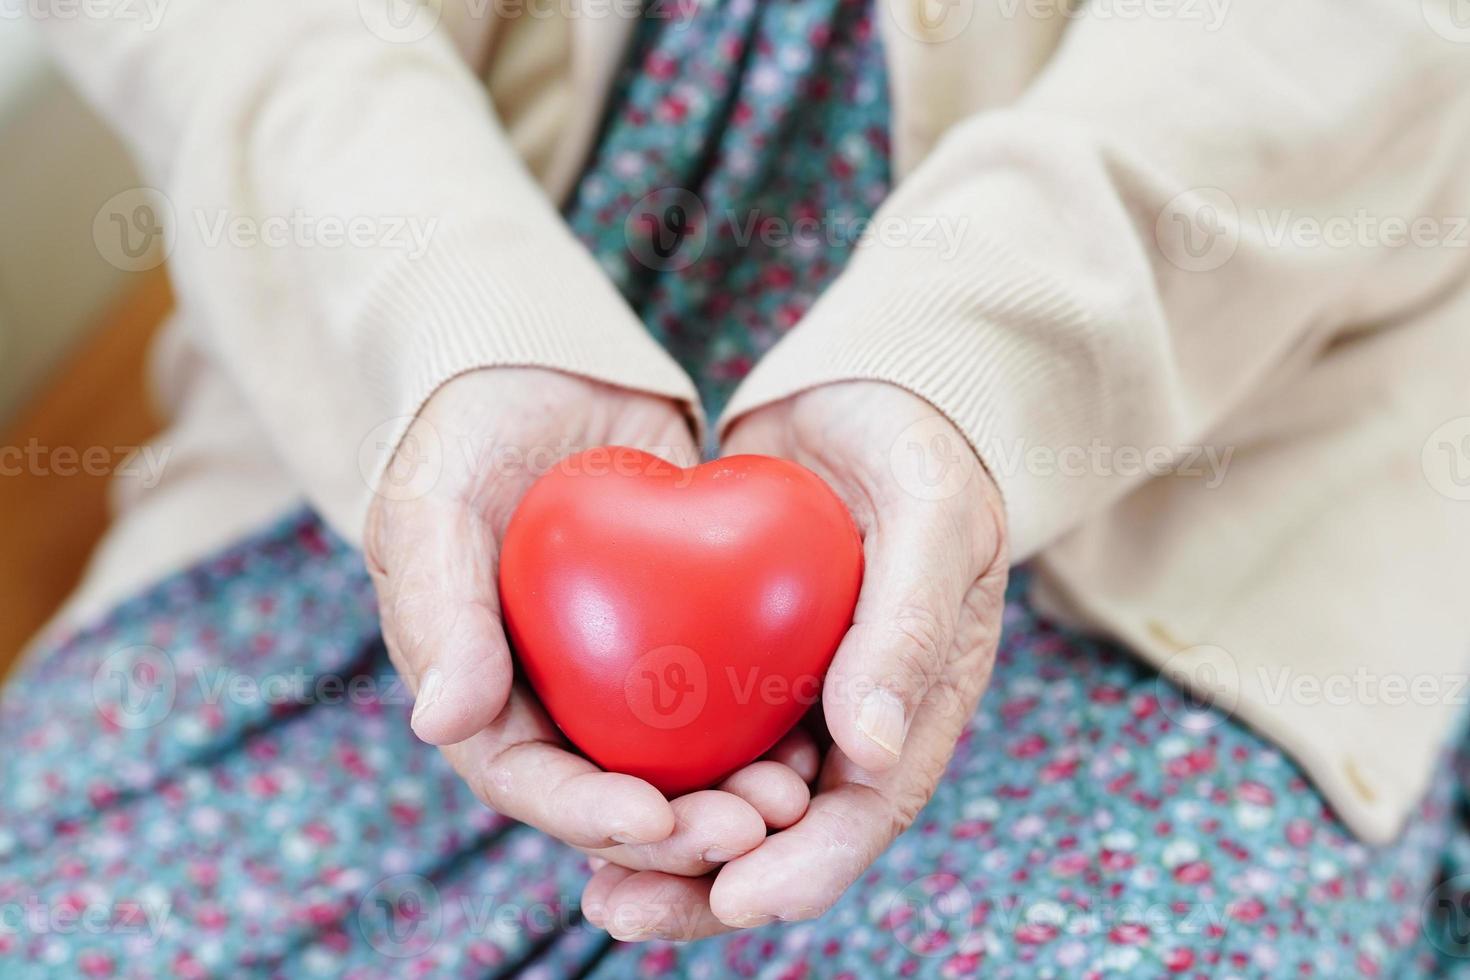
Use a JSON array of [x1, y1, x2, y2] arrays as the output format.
[[354, 221, 704, 497], [720, 234, 1104, 561]]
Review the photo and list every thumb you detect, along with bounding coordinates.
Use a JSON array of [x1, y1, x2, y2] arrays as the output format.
[[822, 513, 972, 772], [366, 493, 514, 745]]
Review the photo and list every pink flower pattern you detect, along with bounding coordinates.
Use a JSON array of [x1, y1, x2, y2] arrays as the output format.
[[4, 0, 1470, 976]]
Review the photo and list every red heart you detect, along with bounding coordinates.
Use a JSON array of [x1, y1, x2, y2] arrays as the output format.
[[499, 447, 863, 797]]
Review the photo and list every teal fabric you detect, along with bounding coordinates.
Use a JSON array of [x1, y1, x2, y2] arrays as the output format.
[[3, 1, 1469, 977], [565, 0, 891, 424]]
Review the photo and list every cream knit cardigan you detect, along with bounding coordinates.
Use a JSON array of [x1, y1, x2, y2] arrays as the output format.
[[36, 0, 1470, 843]]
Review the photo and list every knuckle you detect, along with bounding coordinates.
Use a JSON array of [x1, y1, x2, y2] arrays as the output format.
[[887, 603, 950, 674], [466, 758, 513, 813], [458, 738, 524, 814], [391, 584, 442, 662], [888, 786, 928, 834], [849, 767, 934, 843], [885, 645, 935, 703]]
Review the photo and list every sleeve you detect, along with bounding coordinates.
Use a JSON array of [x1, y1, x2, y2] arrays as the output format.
[[34, 0, 698, 543], [719, 0, 1470, 559]]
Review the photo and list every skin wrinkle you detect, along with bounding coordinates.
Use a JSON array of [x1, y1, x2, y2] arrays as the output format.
[[480, 741, 634, 848], [579, 383, 1010, 939], [372, 374, 1009, 939], [402, 595, 508, 739], [372, 369, 832, 898], [882, 611, 952, 695], [582, 792, 769, 874], [778, 398, 878, 524], [603, 876, 719, 941], [714, 786, 897, 925]]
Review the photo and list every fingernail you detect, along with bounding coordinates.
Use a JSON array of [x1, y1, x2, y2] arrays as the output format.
[[727, 912, 778, 928], [701, 847, 740, 864], [610, 831, 652, 846], [588, 857, 608, 872], [604, 908, 652, 940], [410, 667, 443, 730], [857, 688, 906, 758]]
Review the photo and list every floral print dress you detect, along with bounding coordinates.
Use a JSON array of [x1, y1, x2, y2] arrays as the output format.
[[3, 0, 1470, 977]]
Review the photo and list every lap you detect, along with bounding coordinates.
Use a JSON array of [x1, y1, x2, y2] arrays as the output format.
[[0, 512, 1460, 978], [592, 601, 1459, 979]]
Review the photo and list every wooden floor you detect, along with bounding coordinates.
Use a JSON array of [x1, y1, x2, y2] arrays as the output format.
[[0, 271, 170, 677]]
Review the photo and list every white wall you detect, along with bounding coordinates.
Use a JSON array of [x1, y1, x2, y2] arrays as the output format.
[[0, 18, 147, 425]]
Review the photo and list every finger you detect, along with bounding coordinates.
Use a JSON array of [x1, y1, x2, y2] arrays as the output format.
[[368, 494, 513, 746], [441, 687, 675, 849], [823, 515, 971, 771], [710, 668, 981, 929], [718, 762, 810, 830], [764, 727, 821, 783], [709, 778, 896, 928], [583, 790, 766, 876], [586, 868, 733, 942], [580, 863, 636, 929]]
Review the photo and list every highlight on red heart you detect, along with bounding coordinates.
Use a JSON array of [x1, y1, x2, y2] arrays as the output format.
[[498, 446, 864, 796]]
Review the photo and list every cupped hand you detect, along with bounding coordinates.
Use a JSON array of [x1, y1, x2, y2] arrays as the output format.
[[582, 381, 1009, 940], [364, 368, 812, 874]]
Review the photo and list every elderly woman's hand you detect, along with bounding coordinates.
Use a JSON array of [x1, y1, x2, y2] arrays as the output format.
[[581, 381, 1009, 939], [365, 368, 813, 880]]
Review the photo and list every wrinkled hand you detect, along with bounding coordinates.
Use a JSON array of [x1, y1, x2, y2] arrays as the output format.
[[365, 368, 813, 879], [582, 381, 1009, 940]]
